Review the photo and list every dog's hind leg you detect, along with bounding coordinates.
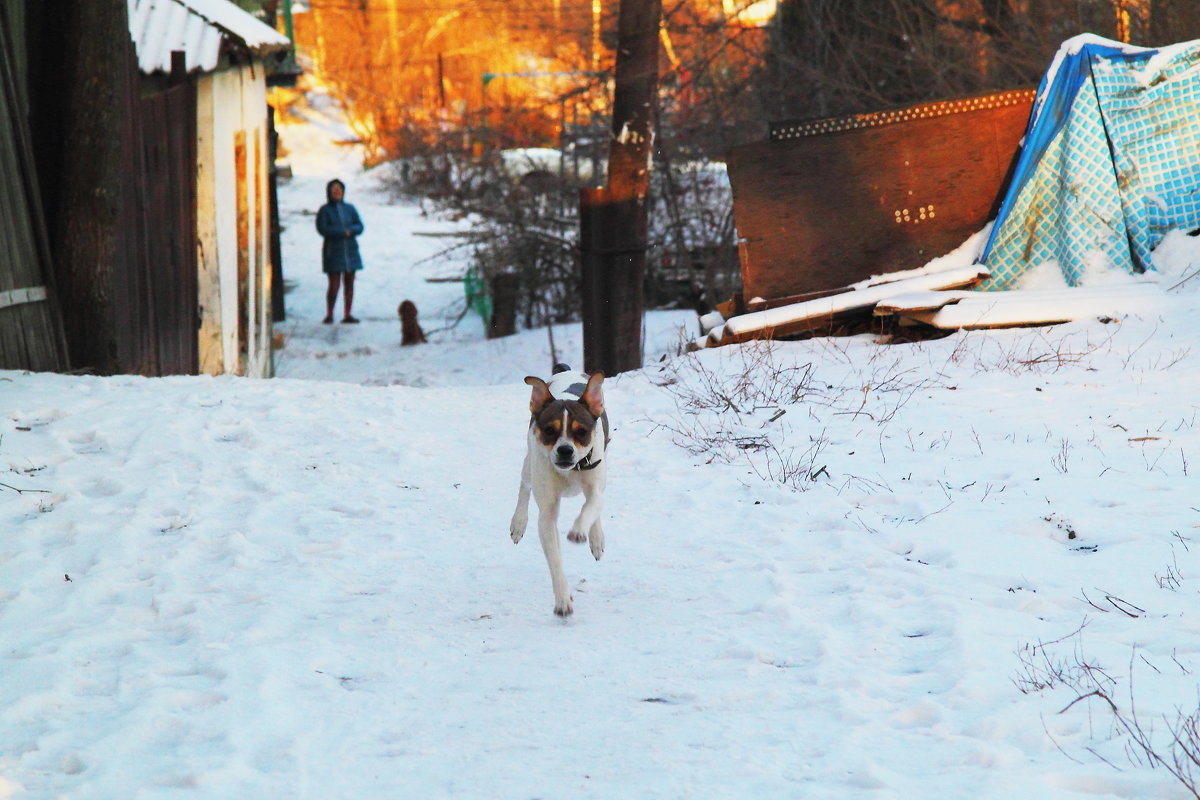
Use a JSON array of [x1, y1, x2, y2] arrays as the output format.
[[535, 494, 572, 616], [509, 451, 532, 544]]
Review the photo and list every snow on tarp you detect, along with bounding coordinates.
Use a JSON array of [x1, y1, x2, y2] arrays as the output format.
[[874, 282, 1164, 329], [980, 34, 1200, 290], [695, 264, 989, 348]]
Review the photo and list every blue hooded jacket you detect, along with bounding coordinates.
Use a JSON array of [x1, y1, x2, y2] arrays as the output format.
[[316, 183, 364, 273]]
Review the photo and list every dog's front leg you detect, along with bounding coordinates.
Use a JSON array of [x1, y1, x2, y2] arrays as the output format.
[[534, 493, 572, 617], [567, 478, 604, 561], [588, 518, 604, 562], [509, 450, 532, 544]]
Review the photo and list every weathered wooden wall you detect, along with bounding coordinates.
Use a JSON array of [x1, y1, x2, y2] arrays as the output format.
[[110, 56, 199, 376], [196, 67, 274, 378], [0, 3, 69, 372], [138, 80, 199, 375], [7, 9, 197, 377], [727, 90, 1035, 303]]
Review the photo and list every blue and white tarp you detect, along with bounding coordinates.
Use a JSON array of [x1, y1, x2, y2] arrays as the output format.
[[980, 34, 1200, 289]]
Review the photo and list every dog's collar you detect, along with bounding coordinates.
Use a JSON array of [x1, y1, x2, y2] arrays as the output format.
[[573, 449, 602, 471]]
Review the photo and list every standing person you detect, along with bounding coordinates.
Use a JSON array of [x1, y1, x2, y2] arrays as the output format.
[[316, 178, 364, 323]]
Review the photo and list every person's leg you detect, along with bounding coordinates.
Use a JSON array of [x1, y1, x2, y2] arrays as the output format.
[[324, 273, 340, 323], [342, 272, 358, 322]]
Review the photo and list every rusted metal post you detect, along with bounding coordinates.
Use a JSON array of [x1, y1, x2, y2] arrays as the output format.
[[580, 0, 660, 376]]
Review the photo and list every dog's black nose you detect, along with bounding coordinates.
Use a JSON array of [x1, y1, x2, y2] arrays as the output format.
[[555, 444, 574, 460]]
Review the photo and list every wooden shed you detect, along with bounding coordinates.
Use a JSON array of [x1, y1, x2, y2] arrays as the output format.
[[128, 0, 291, 378], [3, 1, 290, 377]]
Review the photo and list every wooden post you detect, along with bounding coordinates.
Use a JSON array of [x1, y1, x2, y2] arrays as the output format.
[[580, 0, 660, 376], [268, 108, 286, 323], [580, 187, 646, 375]]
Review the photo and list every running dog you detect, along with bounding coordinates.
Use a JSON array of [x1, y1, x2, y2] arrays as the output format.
[[509, 364, 608, 617]]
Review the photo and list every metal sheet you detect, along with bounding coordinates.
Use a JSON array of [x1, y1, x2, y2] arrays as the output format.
[[728, 90, 1035, 303]]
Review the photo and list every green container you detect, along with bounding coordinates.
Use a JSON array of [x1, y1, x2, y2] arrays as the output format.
[[464, 266, 493, 323]]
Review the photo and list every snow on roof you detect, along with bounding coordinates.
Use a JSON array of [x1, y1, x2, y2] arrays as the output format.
[[128, 0, 291, 76]]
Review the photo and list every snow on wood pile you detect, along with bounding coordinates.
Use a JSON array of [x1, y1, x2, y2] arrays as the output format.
[[693, 264, 989, 348], [875, 283, 1164, 329]]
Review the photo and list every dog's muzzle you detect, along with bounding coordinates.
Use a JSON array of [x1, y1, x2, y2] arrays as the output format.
[[554, 444, 576, 469]]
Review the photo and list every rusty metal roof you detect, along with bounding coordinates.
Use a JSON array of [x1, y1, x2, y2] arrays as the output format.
[[128, 0, 291, 75]]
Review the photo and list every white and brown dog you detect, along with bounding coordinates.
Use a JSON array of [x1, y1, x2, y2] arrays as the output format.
[[509, 364, 608, 617]]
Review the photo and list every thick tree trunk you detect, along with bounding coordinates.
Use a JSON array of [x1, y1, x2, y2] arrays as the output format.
[[581, 0, 660, 377], [53, 0, 130, 373], [607, 0, 660, 203]]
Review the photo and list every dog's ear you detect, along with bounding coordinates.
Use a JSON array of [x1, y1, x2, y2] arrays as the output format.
[[525, 376, 552, 415], [579, 372, 605, 417]]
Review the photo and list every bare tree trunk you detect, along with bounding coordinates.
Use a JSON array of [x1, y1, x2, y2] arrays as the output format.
[[607, 0, 661, 203], [54, 0, 130, 373], [581, 0, 661, 376]]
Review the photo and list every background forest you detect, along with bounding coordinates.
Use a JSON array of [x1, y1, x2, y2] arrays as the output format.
[[250, 0, 1200, 162]]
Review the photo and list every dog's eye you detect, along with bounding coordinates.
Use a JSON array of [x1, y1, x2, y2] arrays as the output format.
[[542, 427, 557, 438]]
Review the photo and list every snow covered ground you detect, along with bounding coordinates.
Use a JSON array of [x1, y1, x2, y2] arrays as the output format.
[[4, 93, 1200, 799]]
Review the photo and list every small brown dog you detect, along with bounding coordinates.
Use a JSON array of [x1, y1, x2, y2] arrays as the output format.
[[398, 299, 427, 346]]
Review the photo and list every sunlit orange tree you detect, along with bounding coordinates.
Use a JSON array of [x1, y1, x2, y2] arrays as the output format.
[[292, 0, 614, 163]]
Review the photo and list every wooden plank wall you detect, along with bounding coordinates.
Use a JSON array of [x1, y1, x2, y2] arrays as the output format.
[[1, 22, 196, 377], [114, 55, 199, 376], [0, 4, 68, 372], [727, 90, 1035, 303], [139, 82, 199, 375]]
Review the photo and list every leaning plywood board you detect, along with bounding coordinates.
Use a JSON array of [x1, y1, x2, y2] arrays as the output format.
[[695, 265, 989, 348], [880, 283, 1164, 329]]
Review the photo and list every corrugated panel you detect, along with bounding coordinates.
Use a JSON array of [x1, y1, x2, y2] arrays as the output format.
[[127, 0, 289, 75]]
